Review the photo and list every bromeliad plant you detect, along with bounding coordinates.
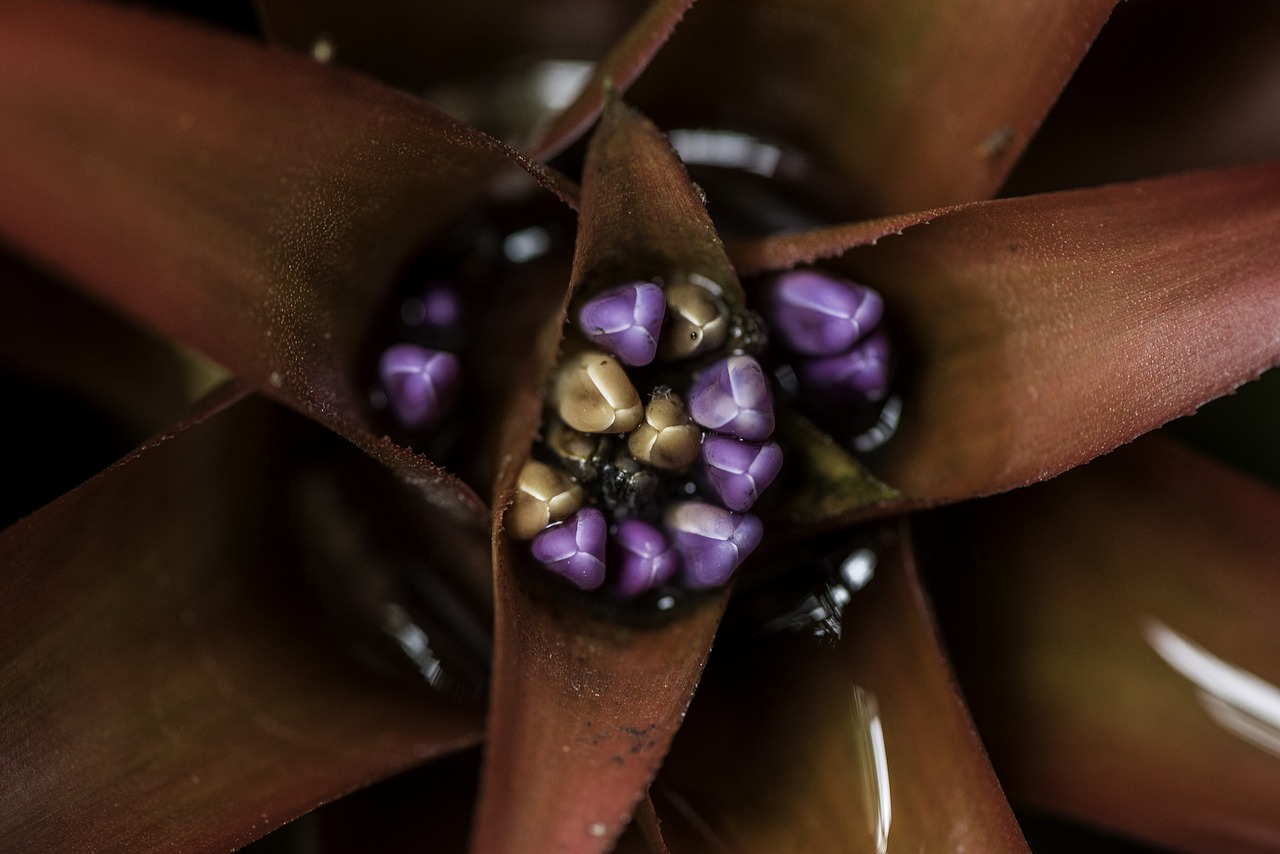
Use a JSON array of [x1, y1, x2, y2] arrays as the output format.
[[3, 1, 1280, 852]]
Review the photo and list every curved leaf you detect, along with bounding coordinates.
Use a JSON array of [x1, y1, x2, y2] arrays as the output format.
[[632, 0, 1114, 215], [477, 551, 727, 854], [473, 96, 734, 854], [938, 437, 1280, 852], [812, 161, 1280, 509], [528, 0, 698, 160], [571, 93, 740, 302], [655, 522, 1027, 853], [0, 0, 572, 525], [726, 207, 962, 278], [0, 388, 482, 853]]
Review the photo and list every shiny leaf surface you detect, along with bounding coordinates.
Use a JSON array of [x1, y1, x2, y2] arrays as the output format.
[[0, 390, 482, 853], [656, 522, 1027, 853], [634, 0, 1114, 215], [939, 438, 1280, 852]]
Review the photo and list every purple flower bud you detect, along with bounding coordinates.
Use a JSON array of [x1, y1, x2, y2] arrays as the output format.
[[702, 435, 783, 512], [761, 270, 883, 356], [795, 330, 891, 406], [378, 343, 461, 430], [666, 502, 763, 589], [577, 282, 666, 366], [530, 507, 608, 590], [613, 519, 680, 597], [688, 355, 775, 440]]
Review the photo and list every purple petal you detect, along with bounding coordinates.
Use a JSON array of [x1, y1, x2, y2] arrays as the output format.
[[613, 519, 680, 597], [761, 269, 884, 356], [530, 507, 608, 590], [577, 282, 666, 366], [702, 435, 784, 512], [666, 502, 763, 589], [687, 355, 775, 440], [796, 330, 891, 407], [378, 343, 461, 430]]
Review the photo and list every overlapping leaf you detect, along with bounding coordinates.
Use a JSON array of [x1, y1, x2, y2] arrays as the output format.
[[0, 389, 483, 853], [737, 161, 1280, 512], [939, 437, 1280, 852], [476, 96, 731, 854], [656, 522, 1026, 852], [633, 0, 1114, 215], [0, 0, 570, 525]]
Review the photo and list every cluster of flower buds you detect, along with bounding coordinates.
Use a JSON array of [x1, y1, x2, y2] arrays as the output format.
[[508, 277, 782, 598], [757, 269, 890, 409], [377, 282, 465, 431]]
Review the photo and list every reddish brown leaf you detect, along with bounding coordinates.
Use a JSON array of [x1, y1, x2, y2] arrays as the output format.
[[570, 94, 741, 304], [633, 0, 1114, 215], [472, 96, 736, 854], [0, 389, 483, 853], [0, 0, 574, 525], [477, 548, 726, 853], [726, 207, 962, 278], [941, 437, 1280, 852], [805, 161, 1280, 510], [656, 522, 1027, 853], [528, 0, 698, 160]]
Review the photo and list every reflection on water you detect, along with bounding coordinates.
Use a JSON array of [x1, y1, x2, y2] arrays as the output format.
[[1144, 618, 1280, 759], [850, 686, 892, 854], [669, 129, 785, 178], [761, 547, 877, 640]]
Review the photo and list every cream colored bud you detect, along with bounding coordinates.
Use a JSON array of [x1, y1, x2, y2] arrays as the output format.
[[552, 351, 643, 434], [628, 393, 703, 469], [658, 281, 728, 360], [507, 460, 585, 540]]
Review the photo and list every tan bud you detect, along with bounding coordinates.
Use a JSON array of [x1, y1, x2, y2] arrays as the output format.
[[628, 392, 703, 469], [658, 280, 728, 360], [545, 418, 602, 480], [552, 351, 643, 434], [507, 460, 585, 540]]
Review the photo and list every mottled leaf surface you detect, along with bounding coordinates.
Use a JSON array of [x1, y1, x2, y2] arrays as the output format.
[[0, 390, 482, 853], [656, 523, 1027, 853], [633, 0, 1114, 215], [813, 162, 1280, 509], [0, 0, 571, 524], [939, 438, 1280, 853]]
